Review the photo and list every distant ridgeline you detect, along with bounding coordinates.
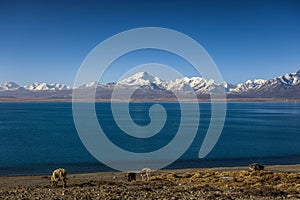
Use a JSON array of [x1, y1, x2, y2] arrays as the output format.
[[0, 70, 300, 101]]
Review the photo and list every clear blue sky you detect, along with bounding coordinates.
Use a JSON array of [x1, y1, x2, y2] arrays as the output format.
[[0, 0, 300, 85]]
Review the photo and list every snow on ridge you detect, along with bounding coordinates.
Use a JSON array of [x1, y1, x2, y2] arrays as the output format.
[[116, 73, 229, 94], [116, 72, 165, 90], [1, 69, 299, 93], [165, 77, 194, 92], [277, 72, 300, 86], [0, 81, 20, 91], [78, 81, 100, 88], [229, 78, 268, 93], [117, 72, 161, 85], [228, 69, 300, 93], [24, 82, 71, 91]]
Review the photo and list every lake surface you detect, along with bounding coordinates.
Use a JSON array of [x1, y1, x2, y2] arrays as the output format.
[[0, 102, 299, 176]]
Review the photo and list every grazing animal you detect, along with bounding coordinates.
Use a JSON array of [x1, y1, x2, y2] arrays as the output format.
[[249, 163, 264, 171], [140, 168, 151, 181], [126, 172, 136, 182], [51, 168, 67, 187]]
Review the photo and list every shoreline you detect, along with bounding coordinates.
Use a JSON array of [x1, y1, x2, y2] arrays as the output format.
[[1, 164, 299, 199], [2, 163, 300, 178], [1, 98, 300, 102]]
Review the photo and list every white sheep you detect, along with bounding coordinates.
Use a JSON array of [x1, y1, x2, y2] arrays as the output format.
[[51, 168, 67, 187], [140, 168, 151, 181], [249, 163, 264, 171]]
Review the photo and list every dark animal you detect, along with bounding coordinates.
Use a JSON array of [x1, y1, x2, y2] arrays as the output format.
[[126, 172, 136, 182]]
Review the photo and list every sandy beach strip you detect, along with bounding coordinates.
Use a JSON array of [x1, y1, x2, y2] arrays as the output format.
[[0, 164, 299, 199]]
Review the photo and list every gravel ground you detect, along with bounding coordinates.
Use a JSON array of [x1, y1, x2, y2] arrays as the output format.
[[0, 165, 299, 199]]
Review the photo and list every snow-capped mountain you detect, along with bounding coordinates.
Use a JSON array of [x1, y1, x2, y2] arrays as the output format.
[[0, 81, 20, 91], [116, 72, 164, 89], [24, 82, 71, 91], [277, 70, 300, 86], [105, 69, 300, 98], [229, 79, 267, 93], [115, 72, 229, 93], [228, 69, 300, 95], [78, 81, 101, 89], [164, 77, 194, 92], [165, 77, 229, 93], [0, 69, 299, 99]]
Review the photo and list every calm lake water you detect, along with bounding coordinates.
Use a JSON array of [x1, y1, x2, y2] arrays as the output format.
[[0, 102, 299, 176]]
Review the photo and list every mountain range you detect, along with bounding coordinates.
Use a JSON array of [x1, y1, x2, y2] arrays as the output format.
[[1, 69, 299, 100]]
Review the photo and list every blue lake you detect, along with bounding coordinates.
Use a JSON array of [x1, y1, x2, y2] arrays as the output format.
[[0, 102, 299, 176]]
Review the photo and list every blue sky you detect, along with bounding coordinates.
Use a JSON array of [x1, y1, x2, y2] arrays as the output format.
[[0, 0, 300, 85]]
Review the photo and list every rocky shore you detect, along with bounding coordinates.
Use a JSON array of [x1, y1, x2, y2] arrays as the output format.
[[0, 165, 299, 199]]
